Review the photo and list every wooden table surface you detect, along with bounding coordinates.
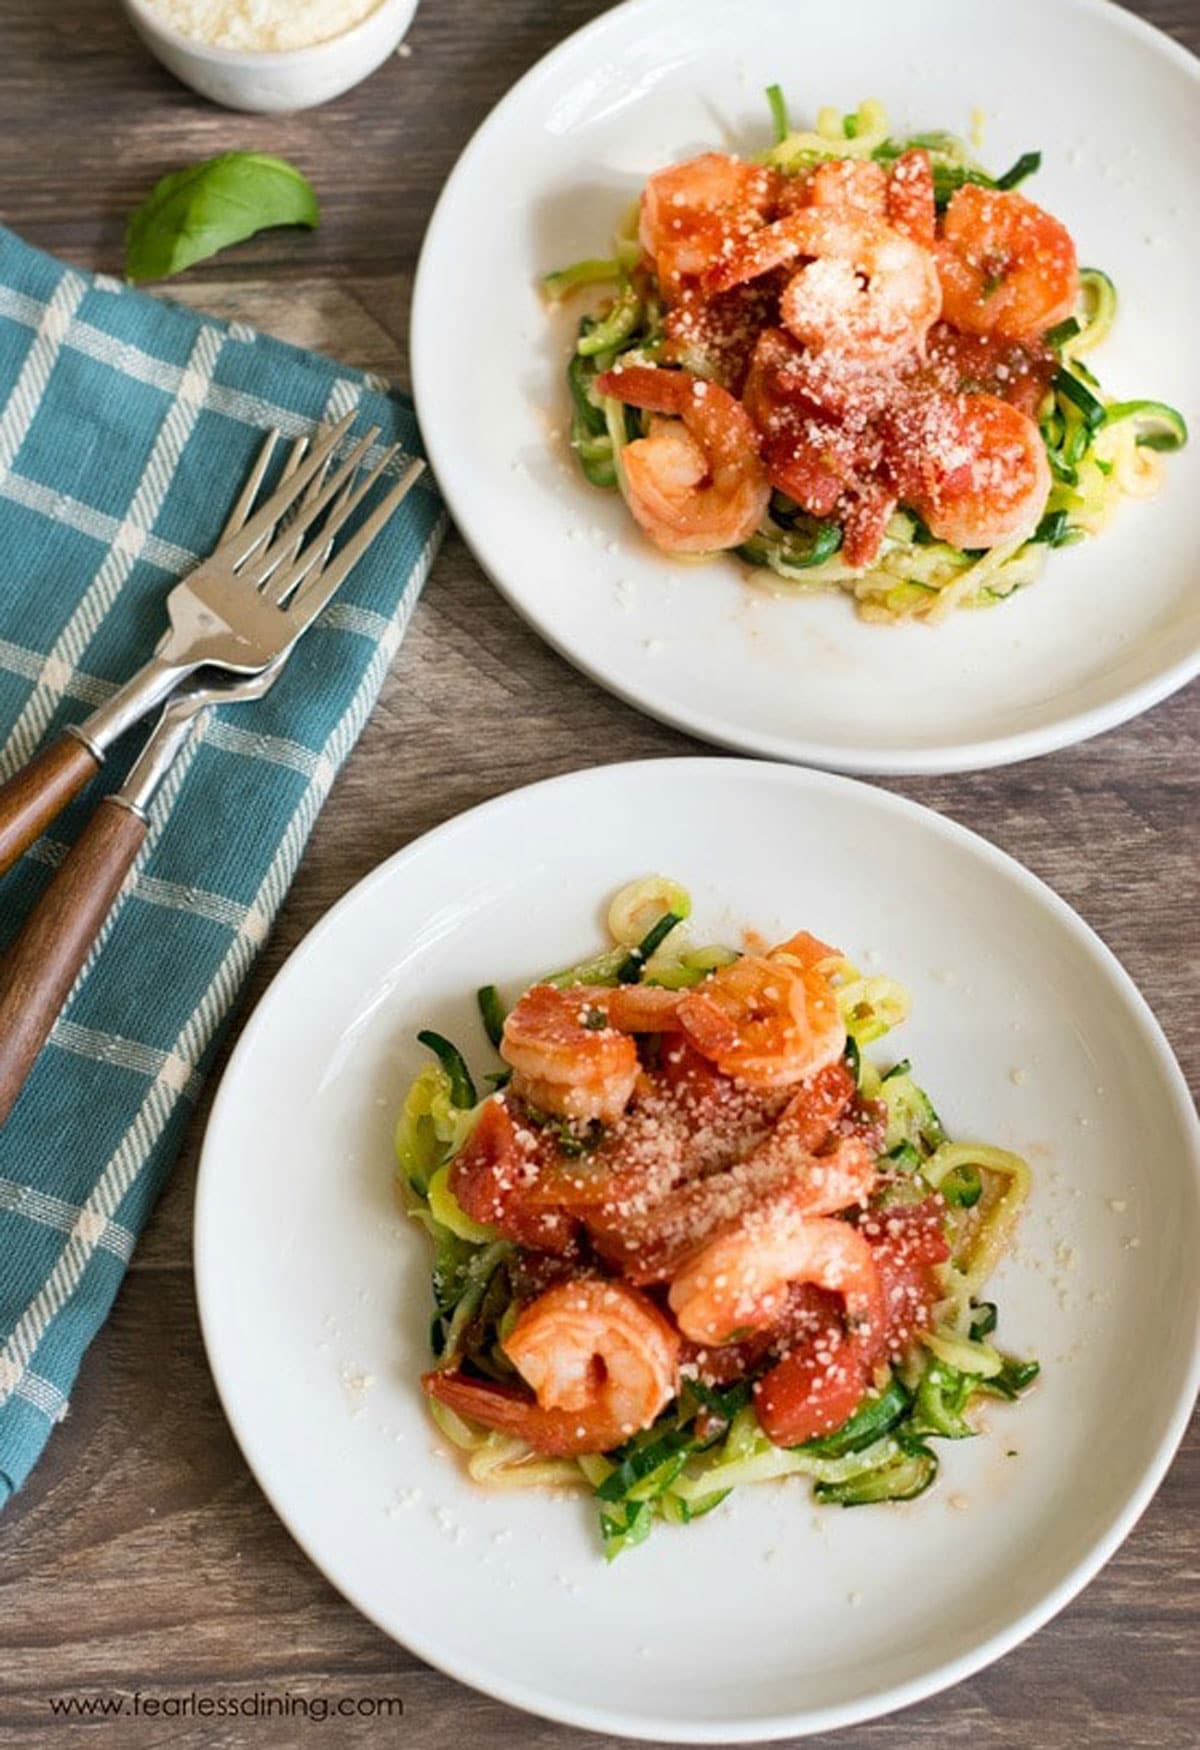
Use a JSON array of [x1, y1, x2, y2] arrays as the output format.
[[0, 2, 1196, 1745]]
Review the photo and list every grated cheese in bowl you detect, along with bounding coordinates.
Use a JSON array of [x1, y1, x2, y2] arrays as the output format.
[[140, 0, 390, 53]]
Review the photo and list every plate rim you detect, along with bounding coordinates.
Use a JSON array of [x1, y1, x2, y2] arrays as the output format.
[[410, 0, 1200, 777], [194, 755, 1200, 1742]]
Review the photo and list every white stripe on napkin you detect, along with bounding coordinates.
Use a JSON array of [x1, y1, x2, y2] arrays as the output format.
[[0, 1176, 135, 1263], [0, 322, 226, 772], [0, 506, 444, 1410], [0, 271, 87, 475]]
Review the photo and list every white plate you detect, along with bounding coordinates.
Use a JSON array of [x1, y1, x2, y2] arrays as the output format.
[[196, 758, 1200, 1741], [411, 0, 1200, 774]]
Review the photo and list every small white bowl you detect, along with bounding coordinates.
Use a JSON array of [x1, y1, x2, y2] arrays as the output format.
[[121, 0, 419, 113]]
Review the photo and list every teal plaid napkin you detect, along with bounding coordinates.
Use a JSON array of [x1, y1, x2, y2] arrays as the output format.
[[0, 227, 444, 1505]]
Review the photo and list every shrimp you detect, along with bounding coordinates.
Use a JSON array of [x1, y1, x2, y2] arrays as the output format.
[[676, 944, 846, 1090], [600, 983, 684, 1032], [681, 1280, 844, 1390], [638, 152, 780, 298], [804, 157, 888, 217], [884, 149, 936, 248], [668, 1207, 883, 1347], [883, 389, 1051, 549], [772, 158, 889, 222], [770, 929, 840, 971], [936, 185, 1078, 342], [594, 364, 770, 554], [501, 985, 639, 1123], [709, 210, 942, 364], [421, 1279, 680, 1457], [594, 1125, 877, 1287], [752, 1192, 951, 1446], [499, 981, 686, 1125]]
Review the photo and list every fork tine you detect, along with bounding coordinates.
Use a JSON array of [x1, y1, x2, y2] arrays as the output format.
[[218, 410, 356, 569], [261, 466, 361, 607], [282, 460, 425, 626], [266, 445, 403, 607], [278, 434, 309, 486], [225, 433, 310, 575], [243, 426, 381, 591], [265, 439, 339, 582], [220, 430, 279, 542]]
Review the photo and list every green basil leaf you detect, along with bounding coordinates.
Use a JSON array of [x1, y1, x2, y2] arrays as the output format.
[[125, 152, 319, 282]]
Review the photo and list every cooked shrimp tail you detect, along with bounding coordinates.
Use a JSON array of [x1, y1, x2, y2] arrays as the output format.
[[424, 1279, 680, 1457], [595, 364, 770, 554]]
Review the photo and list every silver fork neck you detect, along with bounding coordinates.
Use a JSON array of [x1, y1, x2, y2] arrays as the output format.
[[70, 653, 196, 762], [115, 693, 206, 819]]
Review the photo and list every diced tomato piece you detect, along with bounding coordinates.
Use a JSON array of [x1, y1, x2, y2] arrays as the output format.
[[777, 1059, 857, 1153], [521, 1150, 622, 1214], [448, 1099, 579, 1254], [858, 1196, 950, 1366], [914, 322, 1057, 419], [662, 277, 787, 395], [657, 1036, 731, 1103], [448, 1099, 522, 1227], [741, 325, 805, 430], [682, 1329, 775, 1387], [501, 1203, 579, 1255], [840, 479, 897, 568], [508, 1248, 585, 1301], [762, 425, 851, 516], [755, 1325, 870, 1446], [869, 1197, 952, 1266], [681, 1281, 845, 1389], [743, 329, 892, 528]]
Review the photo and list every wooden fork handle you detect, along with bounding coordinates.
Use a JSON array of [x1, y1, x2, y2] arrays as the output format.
[[0, 731, 101, 878], [0, 798, 146, 1127]]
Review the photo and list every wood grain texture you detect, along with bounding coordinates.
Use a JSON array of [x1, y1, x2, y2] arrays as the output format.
[[0, 1, 1196, 1746], [0, 798, 147, 1126], [0, 731, 100, 877]]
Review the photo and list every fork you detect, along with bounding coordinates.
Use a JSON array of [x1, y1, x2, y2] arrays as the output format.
[[0, 413, 424, 878], [0, 429, 422, 1126]]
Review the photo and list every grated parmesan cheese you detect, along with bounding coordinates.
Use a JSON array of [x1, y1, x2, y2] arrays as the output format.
[[142, 0, 388, 52]]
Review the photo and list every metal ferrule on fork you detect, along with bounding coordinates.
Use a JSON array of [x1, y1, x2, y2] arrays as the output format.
[[0, 414, 423, 882], [0, 416, 424, 1127], [63, 652, 196, 766]]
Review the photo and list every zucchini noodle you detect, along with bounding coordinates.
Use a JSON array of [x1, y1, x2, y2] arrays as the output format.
[[607, 874, 693, 946], [763, 98, 891, 169], [396, 881, 1040, 1556], [829, 959, 913, 1044], [925, 1141, 1033, 1312], [546, 97, 1187, 624], [428, 1399, 588, 1489]]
